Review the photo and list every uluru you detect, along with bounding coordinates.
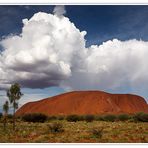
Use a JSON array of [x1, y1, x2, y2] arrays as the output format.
[[16, 90, 148, 116]]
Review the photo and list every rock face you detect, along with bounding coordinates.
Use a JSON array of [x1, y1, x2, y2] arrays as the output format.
[[16, 91, 148, 116]]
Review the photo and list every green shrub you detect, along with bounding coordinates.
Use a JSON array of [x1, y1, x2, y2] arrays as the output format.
[[95, 115, 104, 121], [78, 115, 85, 121], [0, 113, 2, 118], [66, 115, 80, 122], [103, 114, 117, 122], [84, 115, 95, 122], [22, 113, 48, 123], [48, 122, 64, 133], [133, 112, 148, 122], [57, 115, 65, 120], [7, 114, 13, 119], [117, 114, 129, 121], [48, 115, 57, 121], [90, 127, 103, 138]]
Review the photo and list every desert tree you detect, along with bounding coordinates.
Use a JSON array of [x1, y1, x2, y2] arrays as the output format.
[[3, 100, 9, 130], [7, 83, 23, 130]]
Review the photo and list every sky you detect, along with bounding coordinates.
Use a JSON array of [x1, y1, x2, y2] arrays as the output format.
[[0, 5, 148, 112]]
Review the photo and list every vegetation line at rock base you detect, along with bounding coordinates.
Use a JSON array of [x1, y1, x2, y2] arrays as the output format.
[[17, 112, 148, 123]]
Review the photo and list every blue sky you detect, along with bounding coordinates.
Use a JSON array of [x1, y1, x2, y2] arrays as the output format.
[[1, 5, 148, 46], [0, 5, 148, 112]]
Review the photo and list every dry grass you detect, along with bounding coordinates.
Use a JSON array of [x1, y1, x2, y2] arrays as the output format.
[[0, 120, 147, 143]]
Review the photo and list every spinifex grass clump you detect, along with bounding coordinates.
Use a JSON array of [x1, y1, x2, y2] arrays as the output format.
[[133, 112, 148, 122], [103, 114, 117, 122], [22, 113, 48, 123], [90, 127, 103, 139], [117, 114, 130, 121], [48, 122, 64, 133], [84, 115, 95, 122], [66, 114, 80, 122]]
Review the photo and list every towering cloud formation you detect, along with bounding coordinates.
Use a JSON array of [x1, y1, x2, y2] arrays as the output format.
[[0, 7, 148, 96], [53, 5, 66, 17], [0, 10, 86, 89]]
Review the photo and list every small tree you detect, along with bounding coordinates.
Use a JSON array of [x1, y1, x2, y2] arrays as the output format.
[[7, 83, 23, 130], [3, 101, 9, 130]]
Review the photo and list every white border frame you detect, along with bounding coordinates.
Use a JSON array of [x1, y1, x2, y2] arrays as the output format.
[[0, 0, 148, 146]]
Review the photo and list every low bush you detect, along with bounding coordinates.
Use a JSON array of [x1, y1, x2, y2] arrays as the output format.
[[117, 114, 130, 121], [95, 115, 104, 121], [133, 112, 148, 122], [66, 115, 80, 122], [22, 113, 48, 123], [48, 115, 57, 121], [78, 115, 85, 121], [7, 114, 13, 119], [84, 115, 95, 122], [48, 122, 64, 133], [0, 113, 2, 118], [103, 114, 117, 122], [90, 127, 103, 138], [57, 115, 65, 120]]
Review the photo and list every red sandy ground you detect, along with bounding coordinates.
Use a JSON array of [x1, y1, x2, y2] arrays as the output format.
[[16, 90, 148, 116]]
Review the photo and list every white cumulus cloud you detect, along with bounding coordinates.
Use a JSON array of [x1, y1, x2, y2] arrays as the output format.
[[62, 39, 148, 93], [0, 11, 86, 89], [0, 7, 148, 100]]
